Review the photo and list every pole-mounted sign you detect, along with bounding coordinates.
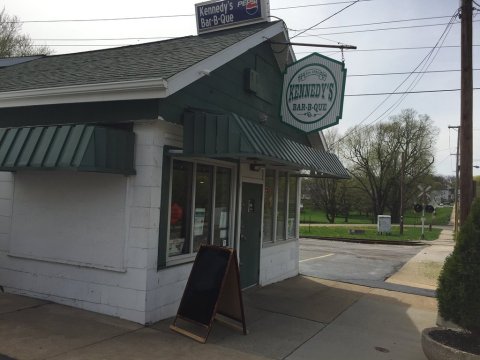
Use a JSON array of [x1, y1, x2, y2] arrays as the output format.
[[280, 53, 347, 133], [195, 0, 270, 34]]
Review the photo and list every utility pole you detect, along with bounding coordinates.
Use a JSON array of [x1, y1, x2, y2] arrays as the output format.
[[459, 0, 473, 225], [399, 151, 405, 235], [449, 125, 460, 235]]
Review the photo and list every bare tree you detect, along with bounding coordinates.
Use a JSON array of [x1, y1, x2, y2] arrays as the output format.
[[303, 129, 348, 223], [342, 109, 438, 221], [0, 8, 51, 57]]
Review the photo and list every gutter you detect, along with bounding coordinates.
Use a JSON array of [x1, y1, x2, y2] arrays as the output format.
[[0, 77, 168, 108]]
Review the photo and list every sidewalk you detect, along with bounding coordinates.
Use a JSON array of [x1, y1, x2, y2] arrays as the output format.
[[1, 276, 437, 360], [0, 230, 455, 360], [386, 229, 455, 290]]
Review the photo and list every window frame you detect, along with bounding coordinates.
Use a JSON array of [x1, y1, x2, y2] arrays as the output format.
[[262, 168, 300, 247], [166, 157, 236, 266]]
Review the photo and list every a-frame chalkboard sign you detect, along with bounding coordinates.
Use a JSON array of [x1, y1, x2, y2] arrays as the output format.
[[170, 245, 247, 343]]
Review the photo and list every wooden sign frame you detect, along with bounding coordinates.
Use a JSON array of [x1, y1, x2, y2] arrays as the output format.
[[170, 245, 247, 343]]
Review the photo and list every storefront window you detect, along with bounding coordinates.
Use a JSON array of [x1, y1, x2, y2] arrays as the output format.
[[262, 170, 299, 246], [193, 164, 213, 252], [263, 169, 275, 243], [288, 176, 298, 238], [168, 160, 193, 257], [276, 171, 287, 240], [167, 159, 234, 261], [213, 167, 231, 247]]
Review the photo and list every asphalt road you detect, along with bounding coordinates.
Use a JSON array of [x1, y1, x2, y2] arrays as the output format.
[[299, 238, 435, 296]]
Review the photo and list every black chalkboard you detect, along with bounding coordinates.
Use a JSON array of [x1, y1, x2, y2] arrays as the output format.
[[170, 245, 246, 343], [178, 246, 230, 325]]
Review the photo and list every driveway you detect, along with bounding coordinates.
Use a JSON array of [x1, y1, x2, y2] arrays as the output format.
[[299, 238, 435, 296]]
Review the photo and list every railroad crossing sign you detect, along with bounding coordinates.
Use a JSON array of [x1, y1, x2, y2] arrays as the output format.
[[417, 185, 432, 240], [417, 185, 431, 199]]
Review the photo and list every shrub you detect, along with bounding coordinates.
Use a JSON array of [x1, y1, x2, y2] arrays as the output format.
[[437, 198, 480, 336]]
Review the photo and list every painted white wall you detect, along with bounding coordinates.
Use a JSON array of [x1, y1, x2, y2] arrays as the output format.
[[0, 120, 176, 324], [0, 118, 300, 325], [10, 171, 127, 271], [259, 240, 299, 286], [0, 172, 13, 254], [143, 120, 187, 324]]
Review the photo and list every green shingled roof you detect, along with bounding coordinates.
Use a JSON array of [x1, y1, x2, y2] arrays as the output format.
[[0, 21, 279, 93]]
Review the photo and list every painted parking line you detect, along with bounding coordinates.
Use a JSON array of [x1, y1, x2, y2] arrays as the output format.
[[299, 253, 335, 263]]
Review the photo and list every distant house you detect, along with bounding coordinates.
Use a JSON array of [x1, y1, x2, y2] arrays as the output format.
[[431, 189, 454, 205], [0, 21, 348, 324]]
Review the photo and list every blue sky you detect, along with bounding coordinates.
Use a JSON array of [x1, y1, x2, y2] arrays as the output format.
[[2, 0, 479, 176]]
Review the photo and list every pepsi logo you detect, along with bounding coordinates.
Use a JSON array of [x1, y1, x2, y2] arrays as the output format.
[[245, 0, 258, 15]]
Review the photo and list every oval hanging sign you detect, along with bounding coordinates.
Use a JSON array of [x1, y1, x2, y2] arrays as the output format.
[[281, 53, 347, 133]]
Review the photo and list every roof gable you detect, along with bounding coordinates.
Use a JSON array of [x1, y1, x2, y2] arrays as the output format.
[[0, 21, 291, 108]]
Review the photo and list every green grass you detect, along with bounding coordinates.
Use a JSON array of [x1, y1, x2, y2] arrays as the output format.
[[300, 209, 373, 224], [403, 206, 452, 226], [299, 225, 442, 241], [300, 206, 452, 226]]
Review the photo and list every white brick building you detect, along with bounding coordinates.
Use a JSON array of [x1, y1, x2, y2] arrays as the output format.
[[0, 21, 348, 324]]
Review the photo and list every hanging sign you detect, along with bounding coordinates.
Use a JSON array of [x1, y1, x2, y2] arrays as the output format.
[[280, 53, 347, 133], [195, 0, 270, 34]]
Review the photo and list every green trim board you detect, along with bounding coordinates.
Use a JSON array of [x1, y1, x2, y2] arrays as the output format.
[[0, 125, 135, 175], [182, 110, 349, 179]]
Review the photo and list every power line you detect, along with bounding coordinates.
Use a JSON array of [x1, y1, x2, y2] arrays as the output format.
[[330, 10, 460, 147], [290, 15, 453, 31], [294, 44, 480, 54], [291, 0, 362, 39], [346, 44, 479, 52], [32, 36, 175, 41], [345, 88, 480, 96], [296, 19, 480, 37], [352, 13, 458, 127], [273, 0, 373, 11], [9, 1, 372, 24], [347, 68, 480, 77], [12, 13, 194, 23], [32, 34, 480, 52]]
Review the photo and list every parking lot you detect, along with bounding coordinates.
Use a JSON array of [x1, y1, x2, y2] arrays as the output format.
[[299, 238, 435, 296]]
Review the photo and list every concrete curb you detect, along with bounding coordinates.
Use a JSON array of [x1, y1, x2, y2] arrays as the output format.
[[301, 235, 426, 246]]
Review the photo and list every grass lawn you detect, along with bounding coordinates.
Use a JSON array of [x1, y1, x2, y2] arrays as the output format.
[[300, 206, 452, 226], [299, 225, 442, 241]]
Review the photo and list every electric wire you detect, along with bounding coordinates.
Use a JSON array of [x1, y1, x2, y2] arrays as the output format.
[[346, 13, 456, 131], [347, 69, 480, 77], [6, 1, 372, 24], [288, 15, 454, 32], [294, 45, 479, 55], [358, 12, 458, 129], [295, 19, 479, 38], [345, 88, 480, 96], [330, 9, 460, 147], [291, 0, 362, 39], [273, 0, 373, 11], [26, 19, 479, 46]]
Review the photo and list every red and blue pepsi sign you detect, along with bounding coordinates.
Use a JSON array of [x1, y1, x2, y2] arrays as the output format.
[[195, 0, 269, 34]]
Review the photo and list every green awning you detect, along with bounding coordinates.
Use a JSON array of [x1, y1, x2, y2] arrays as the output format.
[[183, 111, 349, 179], [0, 124, 135, 175]]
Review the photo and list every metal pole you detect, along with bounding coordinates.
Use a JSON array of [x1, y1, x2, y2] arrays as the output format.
[[421, 194, 425, 240], [459, 0, 473, 224]]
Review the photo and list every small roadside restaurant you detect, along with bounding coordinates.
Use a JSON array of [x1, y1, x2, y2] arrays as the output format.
[[0, 0, 348, 324]]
